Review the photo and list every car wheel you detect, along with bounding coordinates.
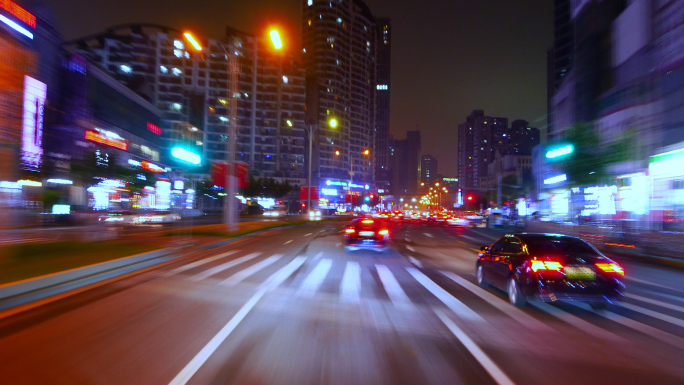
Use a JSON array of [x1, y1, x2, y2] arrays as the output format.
[[475, 263, 489, 288], [507, 276, 527, 307]]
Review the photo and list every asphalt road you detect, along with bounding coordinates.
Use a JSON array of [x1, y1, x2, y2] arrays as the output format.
[[1, 221, 684, 384]]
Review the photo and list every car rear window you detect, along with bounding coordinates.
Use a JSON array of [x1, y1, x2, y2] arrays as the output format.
[[526, 237, 599, 256]]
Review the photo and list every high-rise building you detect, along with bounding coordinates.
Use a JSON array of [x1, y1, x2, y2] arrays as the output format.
[[457, 110, 508, 190], [508, 120, 540, 155], [391, 131, 421, 195], [302, 0, 377, 186], [68, 24, 307, 181], [374, 17, 391, 190], [421, 155, 438, 186]]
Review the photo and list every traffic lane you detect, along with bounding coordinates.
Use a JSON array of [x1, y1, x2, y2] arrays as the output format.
[[184, 228, 497, 385], [0, 223, 335, 384], [392, 241, 684, 384]]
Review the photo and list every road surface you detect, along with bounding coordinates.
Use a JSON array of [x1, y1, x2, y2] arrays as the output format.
[[1, 221, 683, 384]]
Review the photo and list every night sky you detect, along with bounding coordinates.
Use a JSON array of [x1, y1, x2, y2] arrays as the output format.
[[39, 0, 553, 176]]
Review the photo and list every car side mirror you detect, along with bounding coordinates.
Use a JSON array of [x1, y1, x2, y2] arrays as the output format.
[[481, 245, 489, 251]]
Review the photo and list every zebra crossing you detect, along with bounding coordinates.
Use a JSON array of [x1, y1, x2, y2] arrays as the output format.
[[165, 247, 684, 350]]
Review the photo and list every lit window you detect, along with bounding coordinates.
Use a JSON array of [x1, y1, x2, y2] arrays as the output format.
[[308, 20, 312, 26], [174, 49, 182, 58], [337, 18, 342, 23], [184, 51, 190, 59], [282, 75, 288, 84], [174, 40, 184, 49], [120, 65, 132, 73], [303, 48, 306, 53], [308, 0, 313, 5], [172, 68, 182, 76], [159, 66, 168, 74], [171, 103, 182, 111]]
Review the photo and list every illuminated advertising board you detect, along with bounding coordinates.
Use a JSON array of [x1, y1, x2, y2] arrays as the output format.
[[85, 130, 128, 150], [21, 76, 45, 171], [0, 0, 36, 28]]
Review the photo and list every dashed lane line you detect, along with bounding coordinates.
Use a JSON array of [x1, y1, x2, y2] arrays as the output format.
[[423, 232, 434, 238], [298, 259, 333, 295], [376, 264, 412, 307], [435, 310, 516, 385], [164, 250, 240, 277], [408, 256, 423, 268], [440, 271, 557, 334], [406, 267, 485, 323], [219, 255, 282, 286], [283, 239, 293, 245], [304, 233, 313, 237], [168, 256, 307, 385], [406, 245, 415, 252], [188, 252, 262, 282]]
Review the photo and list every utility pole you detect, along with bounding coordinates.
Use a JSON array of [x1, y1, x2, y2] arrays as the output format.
[[225, 40, 240, 232]]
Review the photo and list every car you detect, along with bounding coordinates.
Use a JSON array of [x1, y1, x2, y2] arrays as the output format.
[[446, 216, 470, 227], [476, 233, 625, 308], [344, 218, 390, 253]]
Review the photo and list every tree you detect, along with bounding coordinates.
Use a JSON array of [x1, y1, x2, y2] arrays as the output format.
[[242, 176, 293, 198]]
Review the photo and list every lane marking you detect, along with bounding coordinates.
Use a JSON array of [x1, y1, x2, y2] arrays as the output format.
[[435, 310, 516, 385], [530, 302, 623, 341], [164, 250, 240, 276], [408, 256, 423, 268], [219, 255, 282, 286], [423, 232, 434, 238], [458, 240, 466, 244], [620, 302, 684, 328], [460, 234, 479, 243], [406, 245, 415, 252], [283, 239, 293, 245], [304, 233, 313, 237], [376, 265, 411, 307], [406, 267, 484, 322], [340, 261, 361, 303], [471, 248, 481, 253], [188, 252, 262, 282], [312, 251, 323, 261], [626, 293, 684, 314], [440, 271, 557, 334], [298, 259, 333, 295], [625, 277, 684, 295], [574, 303, 684, 349], [168, 256, 306, 385]]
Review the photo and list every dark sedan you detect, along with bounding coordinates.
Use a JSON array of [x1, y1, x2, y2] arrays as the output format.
[[476, 233, 625, 308], [344, 218, 390, 253]]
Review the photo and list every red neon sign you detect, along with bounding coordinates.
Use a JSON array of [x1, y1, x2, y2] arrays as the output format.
[[85, 130, 128, 151], [147, 122, 162, 135], [0, 0, 36, 28], [141, 160, 163, 173]]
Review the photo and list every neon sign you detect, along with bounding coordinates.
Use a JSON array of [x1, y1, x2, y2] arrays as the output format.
[[0, 0, 36, 28], [85, 130, 128, 150], [21, 76, 45, 171], [142, 160, 164, 173], [321, 188, 338, 196], [147, 122, 162, 135], [171, 147, 201, 165]]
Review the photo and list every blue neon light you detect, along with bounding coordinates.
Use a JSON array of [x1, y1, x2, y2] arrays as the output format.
[[0, 15, 33, 39]]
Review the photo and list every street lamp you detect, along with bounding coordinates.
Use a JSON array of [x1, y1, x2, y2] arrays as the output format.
[[304, 116, 338, 214]]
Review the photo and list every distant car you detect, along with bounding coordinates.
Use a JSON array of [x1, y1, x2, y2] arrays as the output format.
[[98, 211, 136, 225], [132, 211, 181, 224], [344, 218, 390, 253], [309, 210, 322, 218], [476, 233, 625, 308], [446, 216, 470, 227]]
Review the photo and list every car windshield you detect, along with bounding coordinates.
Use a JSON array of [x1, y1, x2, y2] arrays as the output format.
[[526, 236, 600, 256]]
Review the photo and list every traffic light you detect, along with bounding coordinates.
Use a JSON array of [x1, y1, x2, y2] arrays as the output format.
[[467, 195, 473, 201]]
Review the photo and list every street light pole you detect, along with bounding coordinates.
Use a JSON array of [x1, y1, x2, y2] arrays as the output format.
[[225, 40, 240, 232], [308, 123, 313, 214]]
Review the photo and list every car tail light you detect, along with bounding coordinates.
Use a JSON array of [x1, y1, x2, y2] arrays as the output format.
[[378, 229, 389, 235], [595, 262, 624, 276], [530, 259, 564, 272], [362, 219, 374, 224], [345, 228, 355, 234]]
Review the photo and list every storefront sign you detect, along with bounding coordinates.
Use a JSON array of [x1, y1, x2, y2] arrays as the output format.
[[0, 0, 36, 28], [85, 130, 128, 150], [21, 76, 45, 171], [141, 160, 163, 173]]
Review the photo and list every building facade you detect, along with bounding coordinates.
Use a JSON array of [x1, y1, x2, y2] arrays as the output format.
[[69, 24, 307, 179], [374, 17, 391, 191], [391, 131, 421, 195], [457, 110, 508, 190], [421, 154, 438, 186], [302, 0, 378, 186]]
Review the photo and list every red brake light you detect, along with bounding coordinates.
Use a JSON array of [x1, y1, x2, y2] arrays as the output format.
[[345, 228, 355, 234], [530, 259, 564, 272], [362, 219, 374, 224], [378, 229, 389, 235], [595, 262, 624, 276]]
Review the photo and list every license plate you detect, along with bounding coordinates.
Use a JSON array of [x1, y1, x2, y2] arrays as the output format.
[[564, 266, 596, 280], [359, 231, 375, 237]]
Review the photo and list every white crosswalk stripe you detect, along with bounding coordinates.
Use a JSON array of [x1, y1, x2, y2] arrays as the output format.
[[188, 252, 262, 282], [375, 265, 411, 307], [340, 262, 361, 303], [219, 255, 282, 286], [298, 259, 333, 295], [529, 302, 624, 342], [164, 250, 240, 277], [627, 293, 684, 311], [619, 302, 684, 328]]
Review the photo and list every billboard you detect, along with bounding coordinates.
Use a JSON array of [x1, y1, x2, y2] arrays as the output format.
[[211, 161, 249, 189], [21, 75, 45, 172]]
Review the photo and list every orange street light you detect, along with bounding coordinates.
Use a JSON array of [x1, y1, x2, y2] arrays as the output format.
[[363, 149, 370, 156], [270, 30, 283, 50], [183, 32, 202, 51], [335, 150, 340, 156]]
